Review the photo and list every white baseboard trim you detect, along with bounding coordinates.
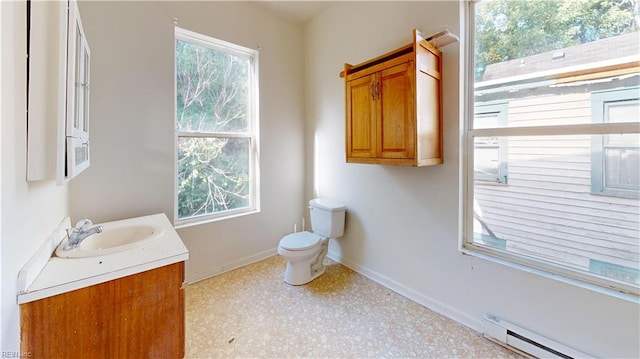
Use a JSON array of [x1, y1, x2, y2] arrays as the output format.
[[185, 247, 278, 285], [327, 251, 483, 333]]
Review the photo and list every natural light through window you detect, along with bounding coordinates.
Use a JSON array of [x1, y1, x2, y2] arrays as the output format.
[[464, 0, 639, 296], [175, 28, 259, 226]]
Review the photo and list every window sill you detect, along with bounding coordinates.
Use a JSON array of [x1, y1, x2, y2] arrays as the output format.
[[590, 189, 640, 200], [474, 180, 508, 187], [174, 208, 260, 229], [459, 244, 640, 304]]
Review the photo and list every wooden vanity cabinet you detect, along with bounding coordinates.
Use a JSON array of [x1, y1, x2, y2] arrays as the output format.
[[20, 262, 185, 358], [342, 29, 443, 166]]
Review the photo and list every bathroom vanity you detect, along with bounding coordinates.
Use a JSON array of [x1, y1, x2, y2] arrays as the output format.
[[18, 214, 189, 358], [20, 263, 184, 358]]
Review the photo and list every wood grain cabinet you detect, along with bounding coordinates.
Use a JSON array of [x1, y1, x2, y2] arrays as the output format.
[[20, 262, 185, 358], [341, 29, 443, 166]]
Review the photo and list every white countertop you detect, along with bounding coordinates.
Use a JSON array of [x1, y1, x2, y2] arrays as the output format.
[[17, 213, 189, 304]]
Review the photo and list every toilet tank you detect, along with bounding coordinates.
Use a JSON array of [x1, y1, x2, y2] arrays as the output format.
[[309, 198, 346, 238]]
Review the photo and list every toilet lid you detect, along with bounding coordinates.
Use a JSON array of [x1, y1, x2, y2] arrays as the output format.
[[280, 232, 323, 251]]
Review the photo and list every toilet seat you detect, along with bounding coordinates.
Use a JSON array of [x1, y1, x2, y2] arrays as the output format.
[[280, 231, 324, 251]]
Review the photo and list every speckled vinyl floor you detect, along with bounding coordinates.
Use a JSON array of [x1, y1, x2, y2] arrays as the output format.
[[185, 256, 523, 359]]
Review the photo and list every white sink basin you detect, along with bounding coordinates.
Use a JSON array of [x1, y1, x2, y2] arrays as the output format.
[[55, 220, 166, 258]]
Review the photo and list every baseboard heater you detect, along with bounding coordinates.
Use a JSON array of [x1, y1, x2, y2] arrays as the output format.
[[483, 315, 593, 359]]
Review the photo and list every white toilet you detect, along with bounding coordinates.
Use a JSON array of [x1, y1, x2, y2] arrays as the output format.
[[278, 198, 346, 285]]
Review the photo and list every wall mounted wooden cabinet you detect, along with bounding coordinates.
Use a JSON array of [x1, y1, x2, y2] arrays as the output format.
[[341, 29, 443, 167]]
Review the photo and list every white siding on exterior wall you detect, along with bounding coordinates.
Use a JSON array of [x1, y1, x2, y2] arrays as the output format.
[[508, 93, 592, 127], [475, 92, 640, 273]]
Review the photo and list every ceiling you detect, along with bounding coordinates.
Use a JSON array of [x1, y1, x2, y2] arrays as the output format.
[[252, 1, 334, 24]]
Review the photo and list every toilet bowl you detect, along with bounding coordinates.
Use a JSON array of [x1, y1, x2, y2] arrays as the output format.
[[278, 198, 346, 285], [277, 232, 329, 285]]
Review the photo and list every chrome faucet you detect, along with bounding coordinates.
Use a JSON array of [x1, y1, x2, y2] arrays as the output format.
[[63, 219, 103, 250]]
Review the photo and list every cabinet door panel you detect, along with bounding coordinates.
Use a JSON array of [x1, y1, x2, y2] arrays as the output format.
[[378, 62, 415, 159], [346, 75, 376, 158]]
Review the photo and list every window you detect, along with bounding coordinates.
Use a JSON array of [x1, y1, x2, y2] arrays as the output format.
[[175, 28, 259, 226], [464, 0, 640, 296], [591, 88, 640, 198], [474, 102, 508, 184]]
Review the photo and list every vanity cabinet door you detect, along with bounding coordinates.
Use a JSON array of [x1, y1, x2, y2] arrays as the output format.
[[20, 262, 185, 358]]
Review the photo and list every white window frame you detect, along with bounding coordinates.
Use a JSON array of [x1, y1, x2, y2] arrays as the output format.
[[65, 0, 91, 180], [461, 1, 640, 300], [174, 27, 260, 228]]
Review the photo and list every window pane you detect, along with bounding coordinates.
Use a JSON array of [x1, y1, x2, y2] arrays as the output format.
[[605, 148, 640, 189], [176, 40, 250, 133], [74, 25, 82, 130], [603, 101, 640, 190], [82, 48, 89, 132], [177, 137, 251, 219], [474, 108, 508, 183], [475, 112, 499, 129], [474, 138, 500, 180], [473, 134, 640, 286], [474, 1, 640, 129], [608, 102, 640, 124], [607, 133, 640, 147]]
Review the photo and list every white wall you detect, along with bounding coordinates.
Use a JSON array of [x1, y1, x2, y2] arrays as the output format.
[[1, 1, 69, 352], [70, 1, 306, 282], [305, 2, 639, 358]]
